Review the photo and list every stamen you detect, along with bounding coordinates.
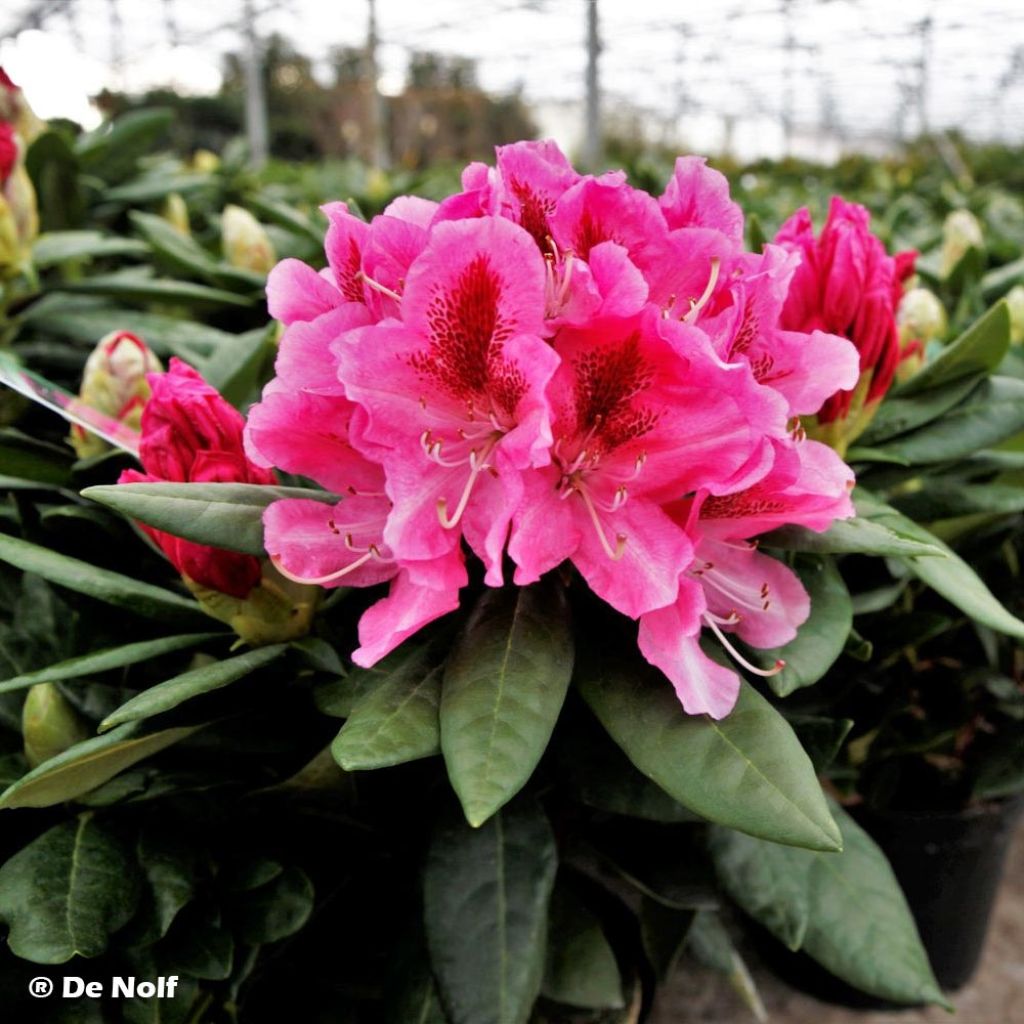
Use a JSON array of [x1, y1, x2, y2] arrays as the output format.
[[358, 271, 402, 304], [682, 257, 722, 324], [436, 437, 498, 529], [577, 484, 627, 560], [557, 254, 575, 306], [271, 548, 379, 586], [703, 613, 785, 677]]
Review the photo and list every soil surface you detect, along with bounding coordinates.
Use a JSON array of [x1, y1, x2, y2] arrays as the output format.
[[652, 823, 1024, 1024]]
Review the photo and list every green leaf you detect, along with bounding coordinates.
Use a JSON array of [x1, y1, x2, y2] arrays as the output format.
[[32, 230, 149, 268], [763, 557, 852, 698], [77, 108, 173, 178], [762, 514, 945, 558], [83, 482, 336, 556], [0, 428, 73, 487], [0, 814, 140, 963], [982, 255, 1024, 301], [332, 664, 441, 770], [200, 326, 273, 406], [685, 911, 767, 1022], [228, 866, 314, 944], [541, 883, 623, 1010], [559, 717, 699, 824], [891, 301, 1010, 397], [99, 644, 288, 731], [314, 642, 432, 721], [441, 580, 574, 827], [128, 211, 263, 291], [0, 533, 199, 620], [162, 905, 234, 980], [129, 825, 198, 944], [577, 658, 841, 852], [786, 715, 854, 773], [61, 272, 255, 308], [245, 192, 325, 243], [290, 636, 343, 676], [102, 172, 214, 204], [868, 376, 1024, 465], [746, 212, 767, 252], [0, 533, 206, 624], [891, 481, 1024, 522], [709, 804, 950, 1007], [382, 925, 448, 1024], [20, 295, 231, 358], [425, 799, 557, 1024], [856, 490, 1024, 640], [0, 633, 225, 694], [26, 131, 84, 231], [0, 723, 197, 809], [640, 899, 694, 980], [858, 372, 983, 446]]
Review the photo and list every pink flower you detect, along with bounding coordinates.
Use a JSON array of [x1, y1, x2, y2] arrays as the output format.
[[701, 244, 860, 417], [638, 439, 853, 717], [119, 359, 275, 598], [659, 156, 745, 246], [260, 495, 466, 666], [508, 306, 787, 619], [774, 197, 916, 434], [336, 216, 559, 586]]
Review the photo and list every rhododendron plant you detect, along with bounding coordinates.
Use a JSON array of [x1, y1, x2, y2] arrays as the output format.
[[242, 140, 862, 717]]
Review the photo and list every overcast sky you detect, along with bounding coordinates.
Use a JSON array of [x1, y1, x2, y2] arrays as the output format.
[[2, 0, 1023, 160]]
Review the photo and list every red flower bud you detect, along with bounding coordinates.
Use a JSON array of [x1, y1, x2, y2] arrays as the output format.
[[119, 358, 275, 598], [775, 196, 916, 428]]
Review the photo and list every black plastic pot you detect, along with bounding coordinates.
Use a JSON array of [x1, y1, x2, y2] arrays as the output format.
[[855, 795, 1024, 991]]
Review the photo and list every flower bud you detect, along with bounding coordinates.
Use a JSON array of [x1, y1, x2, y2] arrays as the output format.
[[1005, 285, 1024, 346], [776, 196, 915, 454], [185, 561, 320, 646], [222, 204, 276, 274], [70, 330, 163, 458], [162, 192, 191, 236], [0, 121, 38, 277], [940, 209, 984, 279], [118, 359, 278, 605], [22, 683, 90, 768], [895, 287, 946, 383], [0, 67, 45, 146], [898, 287, 947, 344], [192, 149, 220, 173]]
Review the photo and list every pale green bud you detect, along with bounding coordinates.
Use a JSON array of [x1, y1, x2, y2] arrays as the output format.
[[162, 192, 191, 236], [22, 683, 90, 768], [222, 204, 276, 274], [185, 561, 320, 647], [940, 209, 984, 278], [898, 287, 947, 345], [0, 163, 38, 278], [1005, 285, 1024, 346]]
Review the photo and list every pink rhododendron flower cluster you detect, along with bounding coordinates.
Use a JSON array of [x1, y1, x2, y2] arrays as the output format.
[[246, 141, 865, 718]]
